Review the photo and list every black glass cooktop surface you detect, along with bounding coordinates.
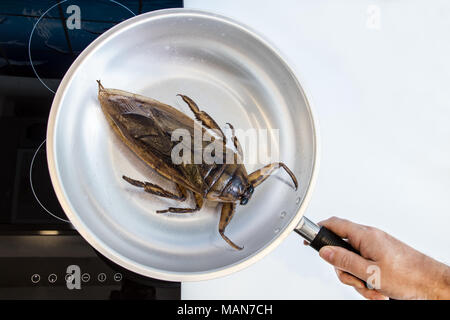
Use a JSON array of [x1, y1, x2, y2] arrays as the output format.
[[1, 0, 183, 232], [0, 0, 183, 300]]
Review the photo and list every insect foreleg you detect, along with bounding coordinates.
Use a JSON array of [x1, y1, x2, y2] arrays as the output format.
[[177, 94, 225, 139], [219, 202, 243, 250], [248, 162, 298, 190]]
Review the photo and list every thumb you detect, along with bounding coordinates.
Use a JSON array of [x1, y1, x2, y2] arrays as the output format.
[[319, 246, 373, 282]]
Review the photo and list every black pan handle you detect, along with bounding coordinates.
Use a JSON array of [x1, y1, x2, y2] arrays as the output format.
[[311, 226, 359, 253], [294, 216, 359, 254], [294, 217, 395, 298], [295, 216, 366, 286]]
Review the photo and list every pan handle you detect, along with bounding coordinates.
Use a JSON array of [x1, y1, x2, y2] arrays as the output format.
[[294, 216, 359, 254], [295, 216, 369, 288], [294, 217, 396, 298]]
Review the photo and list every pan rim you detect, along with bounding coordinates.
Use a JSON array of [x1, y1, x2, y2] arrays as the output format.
[[46, 8, 321, 282]]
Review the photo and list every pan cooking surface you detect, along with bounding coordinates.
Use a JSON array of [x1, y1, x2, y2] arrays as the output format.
[[47, 9, 317, 280]]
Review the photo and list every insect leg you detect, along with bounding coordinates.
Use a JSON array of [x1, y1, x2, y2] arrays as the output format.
[[219, 202, 243, 250], [177, 94, 225, 138], [156, 192, 204, 214], [248, 162, 298, 190], [226, 123, 243, 158], [174, 184, 189, 202], [122, 175, 186, 201]]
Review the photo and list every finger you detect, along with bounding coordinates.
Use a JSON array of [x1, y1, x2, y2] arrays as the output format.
[[303, 240, 310, 246], [318, 216, 365, 238], [318, 216, 368, 250], [354, 286, 388, 300], [335, 268, 365, 289], [319, 246, 374, 281]]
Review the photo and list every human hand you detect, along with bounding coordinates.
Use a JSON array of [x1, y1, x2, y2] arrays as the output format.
[[315, 217, 450, 300]]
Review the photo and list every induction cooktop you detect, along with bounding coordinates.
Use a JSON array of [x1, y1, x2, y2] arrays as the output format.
[[0, 0, 183, 300]]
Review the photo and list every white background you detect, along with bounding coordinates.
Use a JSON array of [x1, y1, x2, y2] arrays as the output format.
[[182, 0, 450, 299]]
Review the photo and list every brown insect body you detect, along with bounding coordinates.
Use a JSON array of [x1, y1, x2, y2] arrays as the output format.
[[97, 81, 297, 250]]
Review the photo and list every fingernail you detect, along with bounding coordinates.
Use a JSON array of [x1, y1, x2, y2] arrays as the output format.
[[319, 247, 334, 261]]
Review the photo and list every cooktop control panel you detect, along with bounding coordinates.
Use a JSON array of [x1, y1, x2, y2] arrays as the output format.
[[1, 257, 122, 287], [0, 235, 180, 299]]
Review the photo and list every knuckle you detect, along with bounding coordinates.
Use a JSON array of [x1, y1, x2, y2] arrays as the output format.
[[365, 226, 382, 240], [337, 251, 353, 270], [329, 216, 342, 223], [322, 216, 340, 226]]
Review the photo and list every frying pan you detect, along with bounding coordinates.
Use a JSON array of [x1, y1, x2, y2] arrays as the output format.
[[47, 9, 358, 282]]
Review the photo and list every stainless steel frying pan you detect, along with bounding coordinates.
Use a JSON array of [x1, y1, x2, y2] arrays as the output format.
[[47, 9, 357, 282]]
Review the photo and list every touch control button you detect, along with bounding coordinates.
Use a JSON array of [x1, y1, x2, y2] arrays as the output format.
[[97, 273, 107, 282], [113, 273, 122, 282], [31, 274, 41, 283], [81, 273, 90, 282], [65, 273, 73, 282], [48, 273, 57, 283]]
